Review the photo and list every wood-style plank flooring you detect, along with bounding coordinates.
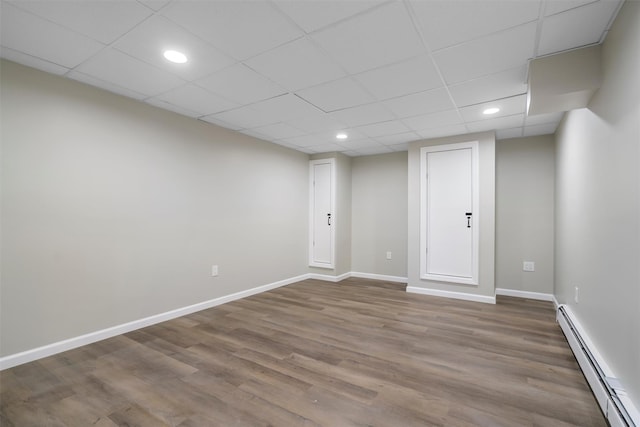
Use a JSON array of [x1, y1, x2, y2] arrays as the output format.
[[1, 278, 606, 426]]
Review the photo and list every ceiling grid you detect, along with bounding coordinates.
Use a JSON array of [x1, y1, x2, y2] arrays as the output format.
[[0, 0, 623, 156]]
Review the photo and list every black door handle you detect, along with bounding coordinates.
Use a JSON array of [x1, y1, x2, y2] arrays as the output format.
[[327, 213, 331, 226], [465, 212, 472, 228]]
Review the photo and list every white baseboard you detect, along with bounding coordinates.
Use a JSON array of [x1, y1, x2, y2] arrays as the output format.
[[349, 272, 408, 283], [495, 288, 555, 301], [406, 286, 496, 304], [0, 274, 309, 371], [307, 272, 351, 282], [0, 270, 411, 370]]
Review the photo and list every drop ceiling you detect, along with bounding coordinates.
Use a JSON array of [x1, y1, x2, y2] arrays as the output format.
[[0, 0, 622, 156]]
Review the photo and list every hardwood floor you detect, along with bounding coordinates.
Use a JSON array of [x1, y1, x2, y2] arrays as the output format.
[[1, 278, 606, 426]]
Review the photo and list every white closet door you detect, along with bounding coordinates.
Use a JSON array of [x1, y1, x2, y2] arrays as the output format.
[[309, 159, 334, 268], [421, 142, 479, 285]]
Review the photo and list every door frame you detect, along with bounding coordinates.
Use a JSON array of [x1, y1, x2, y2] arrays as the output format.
[[309, 158, 336, 269], [420, 142, 479, 285]]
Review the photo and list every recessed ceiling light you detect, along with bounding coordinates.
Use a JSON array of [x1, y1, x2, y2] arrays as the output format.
[[163, 50, 187, 64], [336, 133, 348, 140], [483, 107, 500, 115]]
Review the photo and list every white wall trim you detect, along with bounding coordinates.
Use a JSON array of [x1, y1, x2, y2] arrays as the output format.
[[350, 272, 408, 283], [307, 272, 351, 282], [495, 288, 555, 302], [0, 274, 309, 371], [406, 286, 496, 304]]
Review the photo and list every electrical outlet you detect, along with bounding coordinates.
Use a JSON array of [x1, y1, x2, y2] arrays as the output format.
[[574, 286, 579, 304], [523, 261, 535, 272], [211, 265, 219, 277], [386, 251, 392, 260]]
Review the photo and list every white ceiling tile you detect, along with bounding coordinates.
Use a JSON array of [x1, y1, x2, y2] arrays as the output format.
[[284, 129, 368, 148], [152, 84, 238, 116], [249, 123, 307, 139], [3, 0, 621, 154], [448, 66, 528, 108], [459, 94, 527, 122], [353, 54, 443, 101], [244, 37, 345, 91], [355, 120, 410, 138], [251, 94, 322, 123], [145, 98, 201, 118], [353, 145, 394, 156], [329, 103, 396, 127], [199, 115, 244, 131], [297, 77, 375, 112], [239, 129, 270, 141], [410, 0, 540, 51], [537, 0, 621, 55], [196, 63, 286, 105], [297, 147, 317, 154], [274, 0, 385, 33], [382, 87, 454, 118], [162, 1, 303, 60], [0, 46, 69, 75], [285, 112, 347, 133], [375, 132, 421, 145], [67, 70, 148, 100], [138, 0, 171, 12], [525, 111, 564, 126], [417, 124, 469, 140], [74, 48, 185, 97], [401, 109, 463, 131], [496, 127, 524, 139], [0, 3, 105, 68], [433, 22, 537, 84], [466, 114, 525, 133], [337, 138, 382, 150], [206, 105, 277, 130], [271, 140, 303, 150], [113, 16, 235, 81], [387, 142, 410, 151], [7, 0, 152, 44], [342, 150, 360, 157], [544, 0, 598, 17], [523, 122, 559, 136], [282, 132, 340, 148], [310, 2, 424, 74], [307, 143, 350, 153]]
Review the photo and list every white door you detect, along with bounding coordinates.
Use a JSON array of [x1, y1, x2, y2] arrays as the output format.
[[309, 159, 334, 268], [420, 142, 479, 285]]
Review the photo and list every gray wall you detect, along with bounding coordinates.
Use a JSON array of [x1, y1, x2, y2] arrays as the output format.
[[555, 0, 639, 405], [408, 132, 496, 299], [496, 135, 555, 294], [0, 60, 310, 356], [351, 152, 408, 277]]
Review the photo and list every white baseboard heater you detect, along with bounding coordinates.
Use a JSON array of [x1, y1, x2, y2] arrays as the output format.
[[557, 305, 638, 427]]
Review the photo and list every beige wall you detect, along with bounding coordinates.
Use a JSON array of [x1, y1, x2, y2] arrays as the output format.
[[0, 60, 310, 356], [351, 152, 408, 277], [496, 135, 555, 294], [555, 0, 640, 405], [407, 132, 496, 299]]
